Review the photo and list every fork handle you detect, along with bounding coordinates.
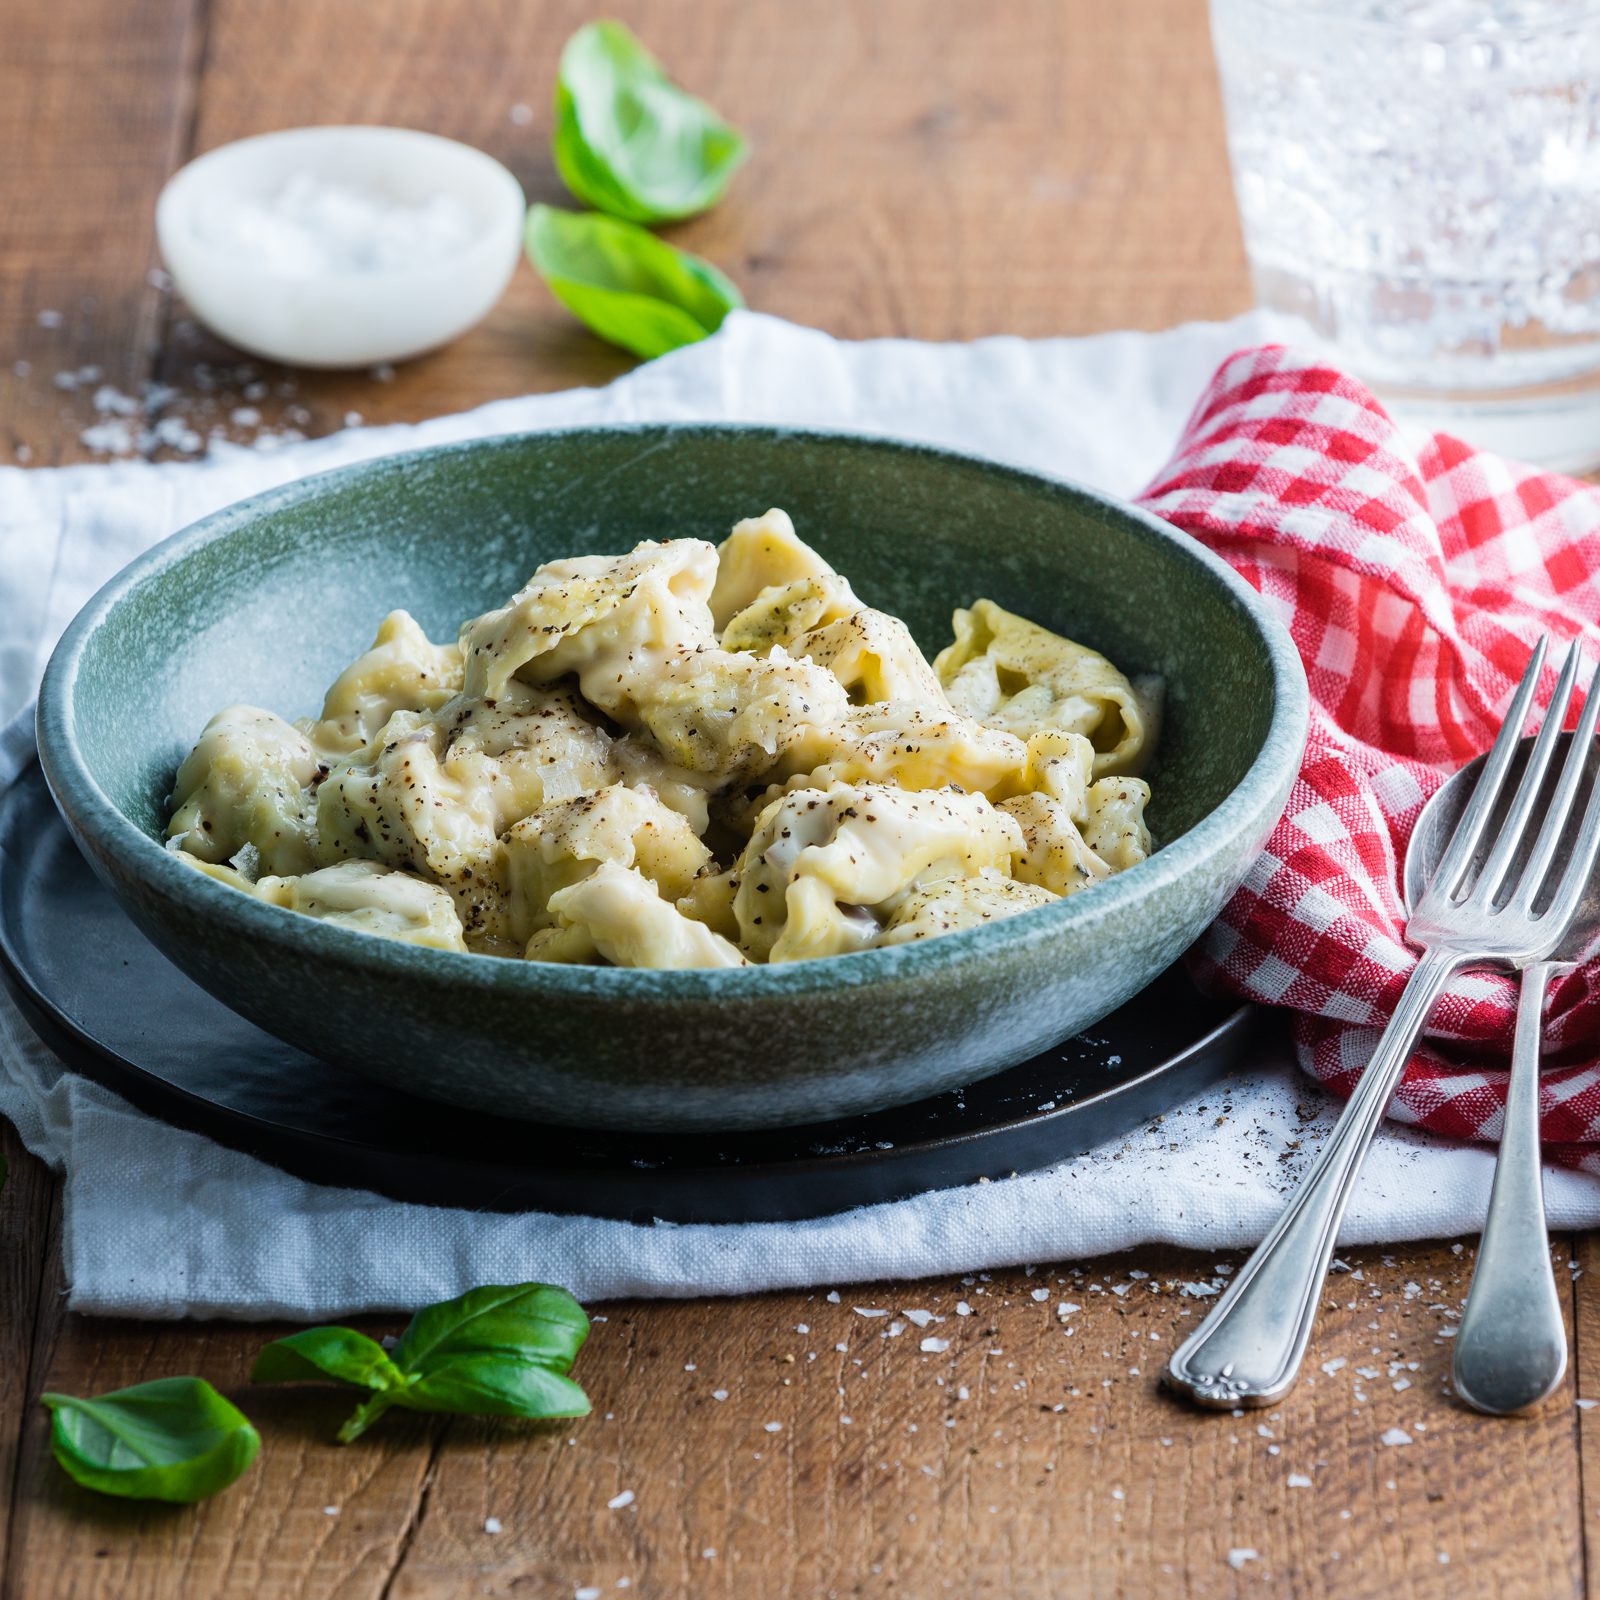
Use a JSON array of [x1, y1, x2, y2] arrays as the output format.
[[1166, 948, 1463, 1408], [1451, 961, 1568, 1414]]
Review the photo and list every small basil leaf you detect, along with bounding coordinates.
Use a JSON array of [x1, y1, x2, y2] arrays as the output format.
[[252, 1327, 405, 1392], [526, 205, 742, 360], [402, 1356, 592, 1421], [554, 19, 748, 225], [394, 1282, 589, 1376], [40, 1378, 260, 1504]]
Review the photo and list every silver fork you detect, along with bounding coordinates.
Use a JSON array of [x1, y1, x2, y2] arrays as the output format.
[[1167, 636, 1600, 1409]]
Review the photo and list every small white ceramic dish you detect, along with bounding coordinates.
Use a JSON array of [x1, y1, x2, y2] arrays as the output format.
[[156, 126, 526, 369]]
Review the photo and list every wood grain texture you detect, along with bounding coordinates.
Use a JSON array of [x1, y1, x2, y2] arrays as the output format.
[[0, 0, 1596, 1596], [0, 0, 201, 466]]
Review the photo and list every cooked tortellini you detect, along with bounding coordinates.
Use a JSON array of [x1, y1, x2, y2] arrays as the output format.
[[167, 512, 1157, 967]]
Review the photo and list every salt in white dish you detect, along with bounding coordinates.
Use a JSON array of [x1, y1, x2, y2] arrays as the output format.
[[156, 126, 527, 369]]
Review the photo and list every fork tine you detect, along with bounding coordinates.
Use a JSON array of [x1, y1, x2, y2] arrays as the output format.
[[1431, 636, 1548, 901], [1521, 653, 1600, 928], [1475, 640, 1584, 906], [1537, 733, 1600, 941]]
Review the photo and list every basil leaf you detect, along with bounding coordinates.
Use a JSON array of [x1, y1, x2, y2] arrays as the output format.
[[554, 19, 747, 225], [401, 1356, 591, 1421], [526, 205, 742, 360], [252, 1327, 405, 1392], [395, 1282, 590, 1373], [40, 1377, 260, 1504], [253, 1281, 591, 1443]]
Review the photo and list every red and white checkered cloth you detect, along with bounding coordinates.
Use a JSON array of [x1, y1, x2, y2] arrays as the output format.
[[1136, 345, 1600, 1171]]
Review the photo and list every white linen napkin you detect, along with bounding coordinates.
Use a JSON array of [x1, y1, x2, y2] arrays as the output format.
[[3, 309, 1596, 1320]]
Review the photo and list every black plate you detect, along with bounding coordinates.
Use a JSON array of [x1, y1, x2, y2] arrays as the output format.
[[0, 764, 1253, 1222]]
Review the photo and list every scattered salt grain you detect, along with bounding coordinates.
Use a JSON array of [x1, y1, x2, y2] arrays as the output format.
[[510, 102, 534, 126], [854, 1307, 887, 1318], [576, 1589, 600, 1600], [903, 1309, 935, 1327], [1227, 1549, 1258, 1570], [1287, 1473, 1312, 1488], [93, 384, 139, 416], [80, 420, 134, 455], [1578, 1399, 1599, 1410], [712, 1390, 729, 1401], [36, 309, 63, 329], [955, 1301, 973, 1316], [920, 1337, 950, 1354], [607, 1490, 635, 1510], [1030, 1288, 1049, 1303], [796, 1323, 809, 1333], [702, 1549, 716, 1560], [484, 1517, 503, 1534], [826, 1290, 841, 1302], [1380, 1428, 1413, 1447], [324, 1505, 339, 1516], [764, 1422, 783, 1433], [1320, 1357, 1347, 1375]]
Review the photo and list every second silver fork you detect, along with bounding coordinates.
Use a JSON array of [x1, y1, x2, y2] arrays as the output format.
[[1166, 636, 1600, 1409]]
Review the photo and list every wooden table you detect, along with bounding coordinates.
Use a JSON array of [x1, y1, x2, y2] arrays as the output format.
[[1, 1, 1592, 1594]]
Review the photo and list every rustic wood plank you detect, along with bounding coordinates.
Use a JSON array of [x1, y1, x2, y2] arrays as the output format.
[[149, 0, 1249, 449], [382, 1244, 1582, 1599], [9, 1243, 1583, 1598], [8, 1309, 444, 1599], [0, 1129, 59, 1580], [0, 0, 201, 466]]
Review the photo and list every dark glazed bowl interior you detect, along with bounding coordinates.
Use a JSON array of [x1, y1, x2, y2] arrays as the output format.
[[37, 426, 1308, 1131]]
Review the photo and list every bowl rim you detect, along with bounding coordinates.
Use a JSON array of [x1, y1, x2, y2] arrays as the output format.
[[36, 422, 1310, 1001]]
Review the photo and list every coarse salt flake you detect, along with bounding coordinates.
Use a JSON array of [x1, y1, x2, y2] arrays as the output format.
[[484, 1517, 503, 1534], [607, 1490, 635, 1510], [196, 172, 479, 278], [1381, 1427, 1412, 1447], [1227, 1549, 1258, 1570], [920, 1337, 950, 1353]]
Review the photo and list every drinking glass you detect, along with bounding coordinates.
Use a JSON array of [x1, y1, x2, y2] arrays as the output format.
[[1210, 0, 1600, 468]]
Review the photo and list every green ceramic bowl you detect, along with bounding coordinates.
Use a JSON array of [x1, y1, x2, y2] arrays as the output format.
[[37, 426, 1308, 1132]]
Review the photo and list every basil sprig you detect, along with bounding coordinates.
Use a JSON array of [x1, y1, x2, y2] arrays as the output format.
[[526, 205, 742, 360], [252, 1281, 591, 1442], [40, 1377, 260, 1503], [554, 19, 747, 225]]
